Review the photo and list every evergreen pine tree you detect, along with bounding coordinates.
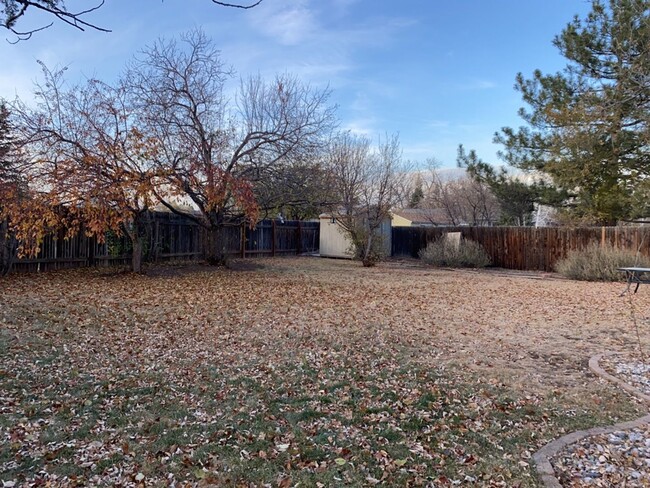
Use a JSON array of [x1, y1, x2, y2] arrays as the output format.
[[497, 0, 650, 224]]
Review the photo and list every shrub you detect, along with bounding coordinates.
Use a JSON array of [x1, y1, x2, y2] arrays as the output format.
[[419, 238, 491, 268], [351, 235, 384, 267], [345, 224, 386, 267], [555, 243, 650, 281]]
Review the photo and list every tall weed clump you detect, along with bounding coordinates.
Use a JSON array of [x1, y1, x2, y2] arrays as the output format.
[[555, 243, 650, 281], [419, 238, 491, 268]]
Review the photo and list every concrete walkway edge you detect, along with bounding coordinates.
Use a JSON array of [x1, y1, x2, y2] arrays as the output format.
[[532, 353, 650, 487]]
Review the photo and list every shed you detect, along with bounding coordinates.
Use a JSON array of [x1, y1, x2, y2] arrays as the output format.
[[319, 214, 392, 259]]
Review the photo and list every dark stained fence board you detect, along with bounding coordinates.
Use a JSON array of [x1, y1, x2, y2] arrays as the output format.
[[300, 223, 320, 254], [391, 226, 650, 272], [11, 213, 320, 273]]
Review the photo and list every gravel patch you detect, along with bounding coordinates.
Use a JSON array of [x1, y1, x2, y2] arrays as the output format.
[[550, 355, 650, 487], [552, 427, 650, 487], [604, 356, 650, 396]]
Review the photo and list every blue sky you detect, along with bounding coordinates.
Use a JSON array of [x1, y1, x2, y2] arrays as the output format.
[[1, 0, 592, 168]]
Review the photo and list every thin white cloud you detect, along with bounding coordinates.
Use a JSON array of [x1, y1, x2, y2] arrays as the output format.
[[458, 79, 498, 91], [330, 0, 361, 9], [244, 0, 416, 73], [475, 80, 497, 89], [343, 79, 400, 127], [425, 119, 451, 129], [388, 18, 418, 29], [251, 0, 317, 46], [214, 0, 418, 130], [401, 122, 500, 168], [457, 123, 486, 132], [343, 118, 377, 136], [0, 71, 35, 102], [402, 141, 442, 161], [250, 0, 415, 47], [287, 62, 351, 86]]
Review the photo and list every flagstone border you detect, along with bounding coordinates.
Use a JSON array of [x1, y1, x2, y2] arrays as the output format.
[[532, 353, 650, 487]]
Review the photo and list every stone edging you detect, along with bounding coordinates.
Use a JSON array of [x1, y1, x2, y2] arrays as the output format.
[[532, 353, 650, 488], [588, 353, 650, 404]]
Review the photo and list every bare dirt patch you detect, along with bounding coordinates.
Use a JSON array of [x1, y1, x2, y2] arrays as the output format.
[[1, 257, 647, 486]]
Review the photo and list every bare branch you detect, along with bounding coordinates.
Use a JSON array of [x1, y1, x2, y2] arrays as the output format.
[[4, 0, 110, 42], [3, 0, 263, 42], [211, 0, 263, 8]]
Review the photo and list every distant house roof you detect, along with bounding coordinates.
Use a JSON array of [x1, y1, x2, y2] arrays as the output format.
[[392, 208, 455, 226]]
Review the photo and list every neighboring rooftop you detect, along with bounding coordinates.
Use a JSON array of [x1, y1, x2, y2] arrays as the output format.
[[392, 208, 454, 226]]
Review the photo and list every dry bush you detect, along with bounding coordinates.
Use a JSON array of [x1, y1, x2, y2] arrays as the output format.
[[555, 243, 650, 281], [419, 238, 491, 268]]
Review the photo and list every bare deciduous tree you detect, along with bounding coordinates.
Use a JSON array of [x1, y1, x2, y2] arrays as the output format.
[[126, 28, 336, 265], [253, 153, 339, 220], [423, 170, 500, 226], [328, 132, 407, 267]]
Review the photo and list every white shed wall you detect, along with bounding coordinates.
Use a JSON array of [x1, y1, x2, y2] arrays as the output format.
[[319, 218, 354, 258], [319, 217, 392, 259]]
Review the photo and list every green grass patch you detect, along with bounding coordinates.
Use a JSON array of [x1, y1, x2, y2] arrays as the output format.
[[0, 265, 643, 487]]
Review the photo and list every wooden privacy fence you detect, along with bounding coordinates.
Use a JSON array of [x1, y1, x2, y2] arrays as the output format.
[[11, 212, 319, 273], [240, 220, 319, 258], [392, 226, 650, 272]]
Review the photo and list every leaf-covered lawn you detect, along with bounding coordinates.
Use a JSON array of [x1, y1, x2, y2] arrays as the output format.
[[1, 258, 647, 487]]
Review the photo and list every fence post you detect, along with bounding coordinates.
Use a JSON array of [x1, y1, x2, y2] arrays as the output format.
[[154, 220, 160, 262], [272, 220, 276, 257], [297, 221, 302, 255], [88, 235, 96, 268], [241, 223, 246, 259]]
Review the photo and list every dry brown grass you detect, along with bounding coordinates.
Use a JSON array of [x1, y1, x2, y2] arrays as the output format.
[[1, 257, 647, 486]]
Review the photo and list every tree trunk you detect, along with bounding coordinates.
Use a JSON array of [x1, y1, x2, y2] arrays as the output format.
[[362, 232, 375, 267], [125, 213, 147, 274], [0, 218, 17, 276], [205, 225, 228, 266], [131, 236, 143, 274]]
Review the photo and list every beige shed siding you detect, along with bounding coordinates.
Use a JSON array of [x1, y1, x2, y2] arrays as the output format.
[[392, 214, 413, 227], [319, 216, 392, 259], [319, 218, 354, 258]]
